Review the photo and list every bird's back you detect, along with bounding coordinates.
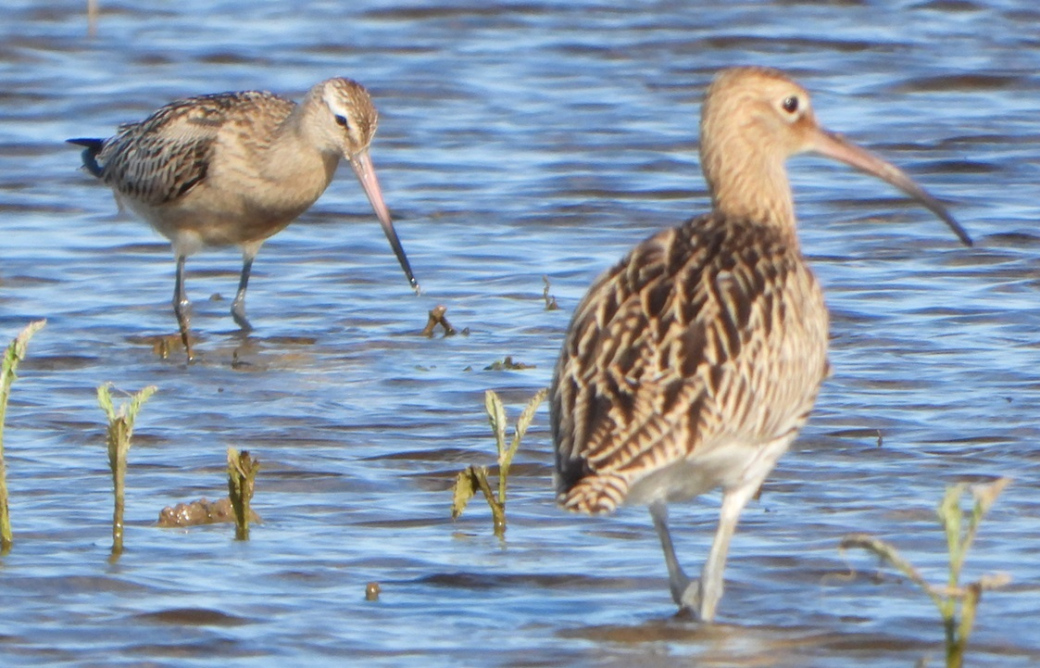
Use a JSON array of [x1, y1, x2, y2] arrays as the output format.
[[550, 212, 830, 514], [90, 90, 295, 207]]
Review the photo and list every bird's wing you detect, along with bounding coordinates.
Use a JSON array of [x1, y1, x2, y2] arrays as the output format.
[[96, 91, 289, 206], [550, 213, 828, 512]]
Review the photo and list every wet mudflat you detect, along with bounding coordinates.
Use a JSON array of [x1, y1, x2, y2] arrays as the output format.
[[2, 1, 1040, 665]]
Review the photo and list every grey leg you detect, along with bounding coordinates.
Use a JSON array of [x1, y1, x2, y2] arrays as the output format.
[[172, 255, 193, 361], [649, 501, 698, 611], [696, 482, 759, 622], [231, 256, 254, 332]]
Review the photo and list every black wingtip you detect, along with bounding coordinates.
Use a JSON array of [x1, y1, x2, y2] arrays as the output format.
[[66, 137, 105, 178]]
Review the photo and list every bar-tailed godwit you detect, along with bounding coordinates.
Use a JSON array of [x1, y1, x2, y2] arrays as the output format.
[[70, 77, 418, 360]]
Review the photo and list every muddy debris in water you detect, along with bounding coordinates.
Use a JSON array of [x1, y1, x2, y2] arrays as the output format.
[[231, 349, 252, 370], [158, 496, 261, 528], [365, 582, 381, 601], [542, 276, 559, 311], [484, 356, 535, 370], [126, 333, 194, 360], [264, 335, 319, 346], [421, 304, 466, 338]]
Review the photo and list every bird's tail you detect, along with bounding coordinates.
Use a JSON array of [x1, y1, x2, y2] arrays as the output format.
[[558, 473, 629, 515], [66, 138, 105, 178]]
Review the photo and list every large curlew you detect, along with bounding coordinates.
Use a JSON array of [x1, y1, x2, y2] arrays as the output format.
[[550, 66, 971, 621]]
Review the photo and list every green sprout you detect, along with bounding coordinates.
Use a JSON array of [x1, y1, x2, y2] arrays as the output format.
[[450, 388, 547, 538], [0, 320, 45, 554], [841, 478, 1012, 668], [98, 383, 157, 558], [227, 447, 259, 540]]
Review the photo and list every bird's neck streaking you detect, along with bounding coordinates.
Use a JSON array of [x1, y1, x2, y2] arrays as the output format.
[[699, 136, 799, 246]]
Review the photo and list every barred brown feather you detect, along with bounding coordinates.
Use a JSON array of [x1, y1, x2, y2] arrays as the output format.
[[552, 212, 829, 513], [95, 91, 291, 206]]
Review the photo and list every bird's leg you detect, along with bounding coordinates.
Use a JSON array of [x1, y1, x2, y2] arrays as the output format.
[[172, 255, 194, 361], [649, 501, 698, 610], [696, 481, 759, 622], [231, 255, 254, 332]]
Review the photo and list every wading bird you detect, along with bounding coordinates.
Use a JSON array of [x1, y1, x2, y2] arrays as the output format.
[[70, 78, 419, 360], [550, 66, 971, 621]]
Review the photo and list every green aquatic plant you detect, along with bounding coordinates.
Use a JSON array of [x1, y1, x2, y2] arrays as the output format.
[[450, 388, 547, 538], [98, 383, 157, 558], [227, 447, 259, 540], [840, 478, 1011, 668], [0, 320, 45, 554]]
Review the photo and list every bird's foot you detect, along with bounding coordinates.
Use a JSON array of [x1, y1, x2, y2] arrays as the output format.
[[177, 327, 194, 362], [676, 579, 702, 614], [672, 579, 722, 623], [666, 567, 697, 607], [230, 302, 253, 333], [172, 299, 195, 362]]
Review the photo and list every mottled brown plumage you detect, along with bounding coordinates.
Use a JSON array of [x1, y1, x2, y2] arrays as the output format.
[[70, 78, 418, 360], [550, 66, 971, 621], [554, 212, 828, 513]]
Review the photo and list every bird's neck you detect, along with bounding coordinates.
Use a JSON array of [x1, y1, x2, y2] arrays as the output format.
[[262, 100, 340, 196], [700, 140, 799, 246]]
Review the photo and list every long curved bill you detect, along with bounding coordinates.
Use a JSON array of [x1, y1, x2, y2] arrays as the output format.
[[349, 149, 421, 294], [809, 129, 973, 247]]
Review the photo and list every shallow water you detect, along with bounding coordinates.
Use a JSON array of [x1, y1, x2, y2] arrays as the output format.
[[2, 0, 1039, 665]]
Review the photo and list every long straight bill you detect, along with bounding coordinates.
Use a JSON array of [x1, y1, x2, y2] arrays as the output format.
[[349, 149, 421, 293], [811, 129, 973, 247]]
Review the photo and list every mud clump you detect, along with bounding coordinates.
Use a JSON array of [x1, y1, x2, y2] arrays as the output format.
[[158, 497, 261, 528]]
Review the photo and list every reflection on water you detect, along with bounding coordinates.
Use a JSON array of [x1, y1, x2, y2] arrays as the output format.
[[2, 1, 1040, 666]]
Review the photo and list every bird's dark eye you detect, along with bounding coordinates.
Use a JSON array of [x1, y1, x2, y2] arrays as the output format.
[[781, 96, 799, 114], [334, 114, 349, 128]]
